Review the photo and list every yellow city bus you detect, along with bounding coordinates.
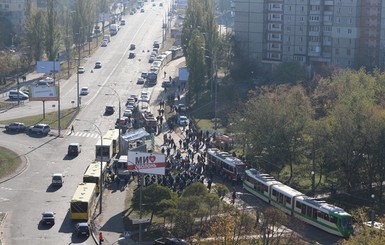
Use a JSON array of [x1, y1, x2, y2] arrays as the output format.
[[70, 182, 97, 220], [82, 161, 107, 194], [103, 128, 120, 155]]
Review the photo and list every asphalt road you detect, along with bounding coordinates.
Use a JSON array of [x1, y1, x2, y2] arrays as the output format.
[[0, 1, 171, 244]]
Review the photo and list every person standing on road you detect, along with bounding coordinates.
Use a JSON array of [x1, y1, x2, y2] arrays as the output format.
[[71, 125, 75, 134], [98, 231, 104, 244]]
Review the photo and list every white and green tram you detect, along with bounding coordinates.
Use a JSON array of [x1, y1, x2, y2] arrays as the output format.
[[243, 168, 353, 237]]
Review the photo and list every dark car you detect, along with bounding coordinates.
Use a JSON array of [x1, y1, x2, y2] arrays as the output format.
[[128, 52, 136, 59], [162, 81, 172, 88], [41, 211, 55, 225], [105, 105, 115, 115], [137, 77, 145, 85], [5, 122, 26, 132], [75, 222, 90, 236], [68, 143, 81, 156]]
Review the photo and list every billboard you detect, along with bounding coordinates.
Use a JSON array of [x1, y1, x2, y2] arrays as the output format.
[[29, 85, 58, 101], [36, 61, 61, 74], [127, 151, 166, 175]]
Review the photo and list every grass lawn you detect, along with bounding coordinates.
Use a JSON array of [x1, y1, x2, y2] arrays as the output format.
[[0, 108, 78, 130], [0, 146, 22, 180]]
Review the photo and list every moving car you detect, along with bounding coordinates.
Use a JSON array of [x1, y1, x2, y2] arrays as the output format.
[[75, 222, 90, 236], [5, 122, 26, 132], [94, 61, 102, 69], [128, 52, 136, 59], [28, 124, 50, 135], [77, 66, 85, 74], [141, 8, 145, 13], [68, 143, 81, 156], [41, 211, 55, 225], [177, 116, 189, 126], [80, 87, 89, 95], [51, 173, 64, 186], [105, 105, 115, 115], [120, 19, 126, 25]]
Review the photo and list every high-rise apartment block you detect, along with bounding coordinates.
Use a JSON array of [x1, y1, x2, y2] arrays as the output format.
[[234, 0, 385, 70]]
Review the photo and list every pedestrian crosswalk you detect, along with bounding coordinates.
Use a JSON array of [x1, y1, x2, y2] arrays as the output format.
[[69, 131, 100, 139]]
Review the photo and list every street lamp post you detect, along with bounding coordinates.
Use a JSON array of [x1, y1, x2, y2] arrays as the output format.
[[311, 171, 315, 197], [99, 85, 122, 152], [75, 119, 103, 214], [371, 194, 375, 227]]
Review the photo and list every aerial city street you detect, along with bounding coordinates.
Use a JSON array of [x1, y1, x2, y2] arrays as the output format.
[[2, 0, 384, 244]]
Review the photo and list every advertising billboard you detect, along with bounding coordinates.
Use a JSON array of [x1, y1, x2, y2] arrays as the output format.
[[36, 61, 60, 73], [127, 151, 166, 175], [29, 85, 58, 101]]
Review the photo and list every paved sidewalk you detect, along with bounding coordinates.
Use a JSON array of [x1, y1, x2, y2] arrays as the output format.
[[93, 58, 186, 245]]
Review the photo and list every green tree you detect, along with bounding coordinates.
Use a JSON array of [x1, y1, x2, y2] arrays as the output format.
[[131, 184, 176, 223], [272, 61, 307, 84], [185, 29, 206, 104], [45, 0, 61, 60], [24, 8, 46, 63], [230, 85, 312, 181]]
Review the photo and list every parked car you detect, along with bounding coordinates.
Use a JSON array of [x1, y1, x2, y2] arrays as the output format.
[[80, 87, 89, 95], [126, 102, 135, 111], [120, 19, 126, 25], [68, 143, 81, 156], [128, 52, 136, 59], [75, 222, 90, 237], [5, 122, 26, 132], [137, 77, 145, 85], [126, 97, 136, 106], [162, 81, 172, 88], [28, 124, 50, 135], [77, 66, 85, 74], [94, 61, 102, 69], [41, 211, 55, 225], [105, 105, 115, 115], [141, 8, 145, 13], [123, 109, 133, 117], [101, 40, 108, 47], [141, 71, 148, 78], [139, 91, 150, 102], [130, 44, 136, 50], [148, 55, 156, 63], [51, 173, 64, 186]]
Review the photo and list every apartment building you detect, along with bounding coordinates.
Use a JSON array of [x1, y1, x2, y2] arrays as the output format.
[[234, 0, 384, 70]]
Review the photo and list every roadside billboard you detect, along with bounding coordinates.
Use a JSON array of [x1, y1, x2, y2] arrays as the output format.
[[29, 85, 58, 101], [36, 61, 60, 73], [127, 151, 166, 175]]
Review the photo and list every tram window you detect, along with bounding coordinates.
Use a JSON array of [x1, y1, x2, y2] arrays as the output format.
[[301, 205, 306, 214], [324, 213, 329, 221], [330, 216, 337, 224], [285, 196, 291, 204], [312, 209, 317, 219], [263, 185, 268, 192], [272, 190, 277, 196], [296, 201, 301, 209], [306, 206, 312, 217]]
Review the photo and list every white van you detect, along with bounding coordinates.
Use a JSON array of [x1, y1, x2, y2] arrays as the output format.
[[8, 90, 28, 100]]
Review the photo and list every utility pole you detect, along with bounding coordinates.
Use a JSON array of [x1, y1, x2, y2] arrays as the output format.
[[76, 31, 81, 110]]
